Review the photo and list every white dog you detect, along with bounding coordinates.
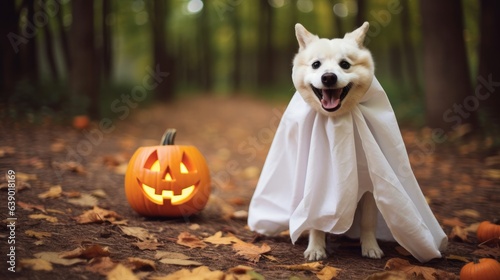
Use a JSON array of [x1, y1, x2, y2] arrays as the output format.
[[248, 22, 447, 264], [293, 22, 383, 261]]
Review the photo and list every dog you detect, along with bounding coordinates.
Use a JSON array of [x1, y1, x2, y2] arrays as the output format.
[[292, 22, 384, 261]]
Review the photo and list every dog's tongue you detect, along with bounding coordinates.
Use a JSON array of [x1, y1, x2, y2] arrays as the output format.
[[321, 89, 342, 109]]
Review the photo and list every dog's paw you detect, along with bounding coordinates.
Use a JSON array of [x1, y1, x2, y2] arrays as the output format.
[[361, 243, 384, 259], [304, 246, 327, 261]]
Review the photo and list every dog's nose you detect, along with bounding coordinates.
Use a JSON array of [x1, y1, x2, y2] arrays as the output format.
[[321, 73, 337, 86]]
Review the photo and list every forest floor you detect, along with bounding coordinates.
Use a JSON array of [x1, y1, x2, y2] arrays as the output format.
[[1, 96, 499, 280]]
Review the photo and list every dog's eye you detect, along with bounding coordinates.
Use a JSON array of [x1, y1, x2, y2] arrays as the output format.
[[312, 61, 321, 69], [339, 60, 351, 70]]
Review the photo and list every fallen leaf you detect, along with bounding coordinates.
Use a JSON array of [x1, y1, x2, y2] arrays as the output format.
[[231, 210, 249, 219], [91, 189, 107, 198], [20, 258, 53, 271], [152, 266, 224, 280], [176, 232, 207, 249], [483, 169, 500, 179], [53, 161, 86, 174], [232, 242, 271, 262], [364, 271, 408, 280], [126, 257, 156, 271], [34, 251, 86, 266], [188, 223, 200, 230], [59, 244, 110, 259], [18, 201, 46, 213], [446, 255, 470, 263], [448, 226, 469, 242], [159, 258, 203, 266], [316, 266, 340, 280], [0, 146, 15, 157], [204, 231, 244, 245], [384, 258, 457, 280], [67, 193, 98, 207], [226, 265, 255, 274], [120, 226, 157, 242], [29, 213, 58, 223], [50, 140, 66, 153], [25, 230, 52, 239], [277, 261, 323, 271], [38, 185, 63, 199], [441, 217, 466, 228], [16, 172, 37, 181], [86, 257, 117, 275], [154, 251, 191, 260], [74, 206, 123, 224], [453, 209, 480, 219], [107, 263, 139, 280], [133, 240, 161, 250], [63, 190, 81, 198]]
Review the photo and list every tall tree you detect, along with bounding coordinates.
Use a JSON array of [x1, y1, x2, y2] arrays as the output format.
[[0, 0, 20, 100], [478, 0, 500, 132], [420, 0, 476, 131], [151, 0, 174, 100], [199, 3, 213, 92], [102, 0, 113, 83], [56, 1, 71, 73], [400, 1, 420, 99], [257, 1, 274, 87], [70, 0, 99, 118], [42, 0, 58, 81]]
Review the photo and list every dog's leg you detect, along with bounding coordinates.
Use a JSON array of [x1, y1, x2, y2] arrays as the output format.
[[360, 192, 384, 259], [304, 229, 327, 261]]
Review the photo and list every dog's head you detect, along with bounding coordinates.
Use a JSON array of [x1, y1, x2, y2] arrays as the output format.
[[292, 22, 374, 117]]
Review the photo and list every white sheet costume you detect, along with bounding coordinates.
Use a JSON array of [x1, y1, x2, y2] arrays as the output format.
[[248, 77, 447, 263]]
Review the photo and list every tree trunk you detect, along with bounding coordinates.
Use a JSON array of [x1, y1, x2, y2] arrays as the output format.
[[102, 0, 113, 83], [400, 3, 420, 99], [56, 1, 71, 72], [478, 0, 500, 132], [420, 0, 476, 131], [22, 0, 39, 84], [199, 3, 212, 92], [151, 0, 173, 100], [42, 0, 58, 81], [0, 0, 19, 100], [355, 0, 366, 28], [231, 7, 242, 93], [257, 1, 273, 87], [70, 0, 99, 118]]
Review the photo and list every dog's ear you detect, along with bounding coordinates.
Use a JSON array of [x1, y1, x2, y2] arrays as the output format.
[[344, 21, 369, 47], [295, 23, 318, 50]]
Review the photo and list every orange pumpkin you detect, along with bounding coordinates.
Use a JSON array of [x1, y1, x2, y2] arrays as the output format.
[[125, 129, 211, 217], [460, 258, 500, 280], [477, 220, 500, 244], [72, 115, 90, 129]]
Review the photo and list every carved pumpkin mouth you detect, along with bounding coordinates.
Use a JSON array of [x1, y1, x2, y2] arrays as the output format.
[[140, 182, 198, 205]]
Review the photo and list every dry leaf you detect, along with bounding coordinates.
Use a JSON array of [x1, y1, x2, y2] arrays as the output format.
[[18, 201, 46, 213], [74, 206, 123, 224], [53, 161, 86, 174], [176, 232, 207, 249], [133, 240, 161, 250], [120, 226, 157, 242], [232, 242, 271, 262], [126, 257, 156, 271], [453, 209, 480, 219], [483, 169, 500, 179], [316, 266, 340, 280], [107, 263, 139, 280], [188, 223, 200, 230], [29, 213, 58, 223], [227, 265, 255, 274], [204, 231, 244, 245], [63, 190, 82, 198], [159, 258, 202, 266], [16, 172, 37, 181], [441, 217, 465, 228], [86, 257, 117, 275], [59, 244, 110, 259], [154, 266, 224, 280], [446, 255, 470, 263], [67, 193, 98, 207], [277, 261, 323, 271], [0, 146, 15, 157], [38, 185, 63, 199], [91, 189, 107, 198], [25, 230, 52, 239], [34, 251, 86, 266], [20, 258, 53, 271], [50, 140, 66, 153], [448, 226, 469, 242], [155, 251, 191, 260], [231, 210, 249, 219], [384, 258, 457, 280], [364, 271, 408, 280]]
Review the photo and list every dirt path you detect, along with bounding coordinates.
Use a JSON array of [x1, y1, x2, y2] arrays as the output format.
[[1, 96, 499, 279]]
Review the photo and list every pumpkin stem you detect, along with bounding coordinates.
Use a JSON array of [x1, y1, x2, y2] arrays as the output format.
[[471, 256, 479, 264], [161, 129, 177, 145]]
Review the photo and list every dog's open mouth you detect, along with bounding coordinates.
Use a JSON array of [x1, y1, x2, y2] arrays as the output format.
[[311, 83, 352, 112]]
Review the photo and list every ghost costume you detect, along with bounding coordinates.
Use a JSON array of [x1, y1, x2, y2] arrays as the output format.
[[248, 77, 447, 263]]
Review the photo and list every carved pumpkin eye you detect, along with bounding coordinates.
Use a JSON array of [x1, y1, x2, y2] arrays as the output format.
[[180, 152, 196, 174]]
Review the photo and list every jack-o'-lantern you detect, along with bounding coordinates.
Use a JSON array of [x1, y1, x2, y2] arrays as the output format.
[[125, 129, 211, 217]]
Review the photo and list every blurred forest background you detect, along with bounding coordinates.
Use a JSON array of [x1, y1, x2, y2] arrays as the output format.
[[1, 0, 499, 139]]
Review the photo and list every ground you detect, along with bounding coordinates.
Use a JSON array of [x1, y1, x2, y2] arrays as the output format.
[[1, 96, 499, 279]]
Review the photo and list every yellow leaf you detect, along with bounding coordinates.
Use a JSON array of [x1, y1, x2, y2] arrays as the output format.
[[153, 266, 224, 280], [159, 258, 202, 266], [20, 258, 53, 271], [445, 255, 470, 263], [120, 226, 156, 242], [316, 266, 340, 280], [25, 230, 52, 239], [34, 252, 86, 266], [38, 185, 62, 199], [126, 257, 156, 271], [232, 242, 271, 263], [29, 214, 58, 223], [59, 244, 110, 259], [154, 251, 191, 260], [74, 206, 123, 224], [204, 231, 244, 245], [176, 232, 207, 249], [384, 258, 457, 280], [277, 261, 323, 272], [448, 226, 469, 242], [107, 263, 139, 280]]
